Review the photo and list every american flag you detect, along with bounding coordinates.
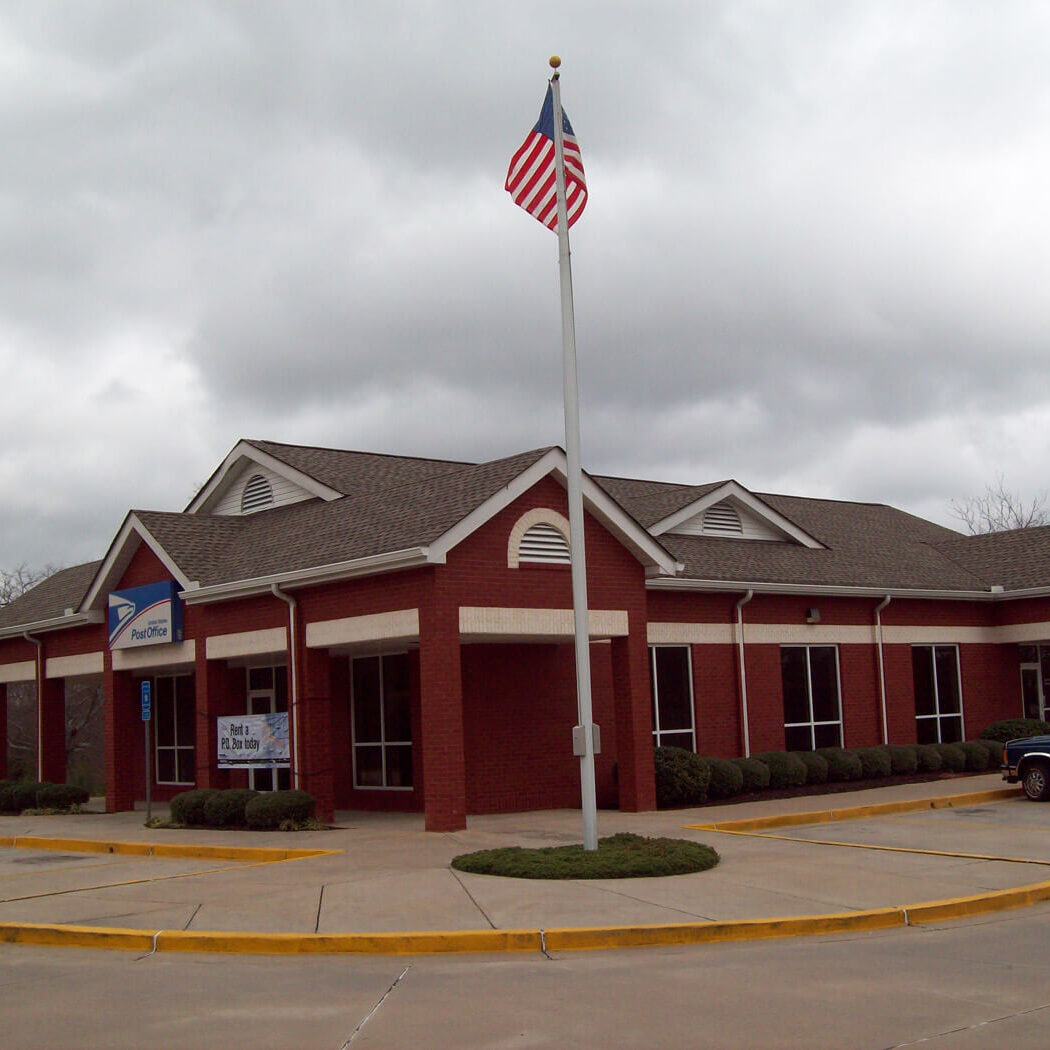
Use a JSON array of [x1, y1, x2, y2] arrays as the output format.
[[506, 85, 587, 232]]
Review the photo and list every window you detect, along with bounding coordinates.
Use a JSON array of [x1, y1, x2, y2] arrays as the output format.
[[649, 645, 695, 750], [241, 474, 274, 513], [781, 646, 842, 750], [1019, 644, 1050, 721], [912, 645, 963, 743], [154, 674, 195, 784], [352, 653, 413, 789]]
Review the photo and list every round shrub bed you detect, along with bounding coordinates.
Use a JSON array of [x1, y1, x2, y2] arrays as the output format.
[[244, 789, 316, 830], [792, 751, 829, 784], [170, 788, 221, 826], [956, 740, 994, 772], [654, 746, 710, 807], [451, 832, 719, 880], [815, 748, 862, 782], [202, 788, 259, 827], [969, 738, 1003, 766], [730, 757, 771, 792], [752, 751, 807, 789], [915, 744, 944, 772], [855, 747, 892, 779], [2, 781, 54, 813], [704, 756, 744, 798]]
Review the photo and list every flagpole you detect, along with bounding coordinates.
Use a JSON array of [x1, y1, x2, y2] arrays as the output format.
[[549, 57, 599, 852]]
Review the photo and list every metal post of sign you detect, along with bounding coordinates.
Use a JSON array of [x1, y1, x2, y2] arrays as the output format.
[[141, 680, 152, 823]]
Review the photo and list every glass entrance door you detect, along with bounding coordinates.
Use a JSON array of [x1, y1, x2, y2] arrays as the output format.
[[246, 665, 290, 792]]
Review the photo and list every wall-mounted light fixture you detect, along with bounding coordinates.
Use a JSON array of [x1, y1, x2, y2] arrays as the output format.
[[806, 607, 821, 624]]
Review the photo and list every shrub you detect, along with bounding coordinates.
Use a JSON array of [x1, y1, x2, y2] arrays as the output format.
[[704, 756, 745, 798], [730, 757, 771, 792], [792, 751, 829, 785], [35, 784, 89, 811], [915, 744, 944, 772], [855, 747, 892, 779], [752, 751, 807, 789], [169, 788, 221, 826], [1, 781, 53, 813], [816, 748, 862, 782], [0, 781, 17, 812], [244, 790, 316, 830], [884, 745, 919, 775], [955, 741, 994, 772], [202, 788, 259, 827], [933, 743, 967, 772], [980, 718, 1050, 743], [970, 738, 1004, 766], [653, 747, 710, 808]]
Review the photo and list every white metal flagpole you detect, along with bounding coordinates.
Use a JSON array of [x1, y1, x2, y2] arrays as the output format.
[[549, 58, 599, 851]]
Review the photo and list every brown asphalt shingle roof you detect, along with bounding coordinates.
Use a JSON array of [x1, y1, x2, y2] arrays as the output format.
[[0, 561, 103, 629]]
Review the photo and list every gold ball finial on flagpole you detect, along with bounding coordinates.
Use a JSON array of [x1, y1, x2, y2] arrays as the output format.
[[549, 55, 561, 69]]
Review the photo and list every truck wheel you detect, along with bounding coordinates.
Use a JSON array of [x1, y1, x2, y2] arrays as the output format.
[[1022, 760, 1050, 801]]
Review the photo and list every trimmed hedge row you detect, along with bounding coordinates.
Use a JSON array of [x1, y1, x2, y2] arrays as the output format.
[[653, 738, 1003, 809], [0, 780, 89, 813], [168, 787, 316, 829]]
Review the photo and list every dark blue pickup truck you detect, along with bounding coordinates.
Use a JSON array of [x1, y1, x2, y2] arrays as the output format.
[[1002, 735, 1050, 800]]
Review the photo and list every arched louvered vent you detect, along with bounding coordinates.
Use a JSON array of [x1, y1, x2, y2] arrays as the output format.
[[701, 500, 743, 536], [519, 523, 571, 564], [241, 474, 274, 514]]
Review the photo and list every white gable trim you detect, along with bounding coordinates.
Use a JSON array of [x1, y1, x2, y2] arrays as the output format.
[[651, 481, 824, 549], [426, 448, 680, 576], [78, 513, 196, 613], [186, 440, 342, 514]]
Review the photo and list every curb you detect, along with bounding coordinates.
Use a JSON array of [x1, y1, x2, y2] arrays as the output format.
[[3, 873, 1049, 956], [684, 787, 1021, 833], [0, 835, 338, 863]]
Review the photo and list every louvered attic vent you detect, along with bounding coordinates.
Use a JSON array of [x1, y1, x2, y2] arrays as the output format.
[[241, 474, 275, 514], [519, 523, 571, 563], [701, 500, 743, 536]]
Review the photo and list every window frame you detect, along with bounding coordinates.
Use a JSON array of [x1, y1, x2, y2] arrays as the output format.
[[153, 672, 195, 786], [780, 644, 843, 751], [912, 644, 965, 743], [351, 652, 414, 791], [649, 644, 697, 751]]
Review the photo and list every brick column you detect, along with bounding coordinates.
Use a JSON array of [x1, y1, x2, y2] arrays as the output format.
[[39, 676, 67, 783], [610, 621, 656, 812], [195, 648, 232, 790], [0, 683, 7, 780], [418, 588, 466, 832], [299, 648, 334, 822], [104, 659, 138, 812]]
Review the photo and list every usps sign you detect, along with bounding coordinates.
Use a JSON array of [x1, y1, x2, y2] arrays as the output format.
[[108, 581, 184, 650]]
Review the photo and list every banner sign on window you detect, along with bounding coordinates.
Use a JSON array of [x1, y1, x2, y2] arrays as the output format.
[[108, 581, 184, 650], [217, 713, 290, 769]]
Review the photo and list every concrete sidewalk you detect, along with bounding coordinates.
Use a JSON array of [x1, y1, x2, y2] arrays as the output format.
[[2, 773, 1047, 953]]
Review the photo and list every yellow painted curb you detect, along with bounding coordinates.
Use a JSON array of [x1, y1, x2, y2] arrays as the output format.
[[0, 921, 155, 952], [0, 835, 338, 863], [686, 787, 1021, 833]]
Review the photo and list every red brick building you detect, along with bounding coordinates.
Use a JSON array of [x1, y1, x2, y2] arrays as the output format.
[[2, 439, 1048, 830]]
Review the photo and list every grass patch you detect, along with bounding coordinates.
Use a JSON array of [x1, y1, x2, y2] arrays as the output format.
[[450, 832, 719, 880]]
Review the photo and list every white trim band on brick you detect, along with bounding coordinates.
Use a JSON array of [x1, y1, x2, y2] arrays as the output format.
[[46, 652, 104, 679], [306, 609, 420, 649], [0, 660, 35, 684], [459, 607, 629, 639], [112, 641, 196, 671], [206, 628, 288, 661], [882, 625, 999, 645]]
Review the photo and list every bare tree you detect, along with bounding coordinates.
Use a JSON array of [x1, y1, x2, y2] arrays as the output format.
[[951, 475, 1050, 534], [0, 563, 55, 606]]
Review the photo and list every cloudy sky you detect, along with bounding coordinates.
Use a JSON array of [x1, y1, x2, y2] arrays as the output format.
[[3, 1, 1050, 569]]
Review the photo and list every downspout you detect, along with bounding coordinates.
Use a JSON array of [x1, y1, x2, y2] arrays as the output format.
[[270, 584, 301, 790], [24, 632, 43, 781], [875, 595, 892, 745], [735, 590, 754, 757]]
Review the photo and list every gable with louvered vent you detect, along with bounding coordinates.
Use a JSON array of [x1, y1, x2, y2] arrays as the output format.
[[519, 523, 571, 563], [241, 474, 274, 513], [669, 497, 790, 541], [701, 501, 743, 536], [210, 463, 317, 516]]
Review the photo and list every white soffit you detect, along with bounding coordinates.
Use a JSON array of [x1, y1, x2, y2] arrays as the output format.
[[651, 481, 824, 549], [186, 440, 343, 515]]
